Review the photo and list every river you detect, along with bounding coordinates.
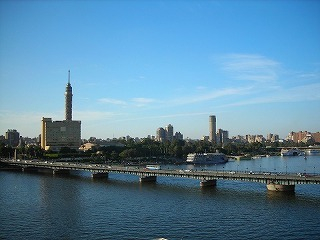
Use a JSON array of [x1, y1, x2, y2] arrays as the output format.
[[1, 156, 320, 240]]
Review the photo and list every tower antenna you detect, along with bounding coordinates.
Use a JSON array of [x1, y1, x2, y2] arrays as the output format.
[[68, 70, 70, 84]]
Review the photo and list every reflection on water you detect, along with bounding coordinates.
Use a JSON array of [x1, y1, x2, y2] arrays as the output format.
[[1, 156, 320, 239], [266, 190, 296, 201]]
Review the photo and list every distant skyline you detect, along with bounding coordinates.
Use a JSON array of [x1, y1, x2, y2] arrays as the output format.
[[0, 1, 319, 139]]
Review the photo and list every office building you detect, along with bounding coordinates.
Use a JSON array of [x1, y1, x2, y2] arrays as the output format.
[[5, 129, 20, 147], [174, 132, 183, 141], [156, 127, 166, 142], [209, 115, 216, 143], [287, 131, 320, 143], [156, 124, 181, 142], [41, 71, 81, 151], [165, 124, 174, 141], [216, 129, 229, 145]]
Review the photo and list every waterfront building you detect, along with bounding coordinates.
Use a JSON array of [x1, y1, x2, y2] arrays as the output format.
[[267, 133, 279, 142], [246, 134, 266, 143], [201, 136, 210, 141], [287, 131, 320, 143], [41, 118, 81, 151], [166, 124, 174, 141], [79, 142, 97, 152], [209, 115, 216, 143], [5, 129, 20, 147], [41, 71, 81, 151], [156, 124, 181, 142], [174, 132, 183, 141], [156, 127, 166, 142], [216, 129, 229, 145], [0, 135, 5, 144]]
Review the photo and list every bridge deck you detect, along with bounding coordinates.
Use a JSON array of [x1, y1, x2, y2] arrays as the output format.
[[1, 159, 320, 185]]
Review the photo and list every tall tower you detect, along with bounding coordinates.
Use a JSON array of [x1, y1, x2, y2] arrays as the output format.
[[209, 115, 216, 143], [65, 70, 73, 121]]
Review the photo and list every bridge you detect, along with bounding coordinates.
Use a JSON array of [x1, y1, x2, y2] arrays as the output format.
[[1, 159, 320, 192]]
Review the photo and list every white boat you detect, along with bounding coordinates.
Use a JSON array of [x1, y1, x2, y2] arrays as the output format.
[[305, 149, 320, 155], [280, 148, 303, 156], [186, 152, 228, 164], [146, 165, 161, 170]]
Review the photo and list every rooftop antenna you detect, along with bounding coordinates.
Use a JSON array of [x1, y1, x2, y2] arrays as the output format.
[[68, 70, 71, 84]]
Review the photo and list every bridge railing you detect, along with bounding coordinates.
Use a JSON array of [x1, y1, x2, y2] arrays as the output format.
[[1, 159, 320, 184]]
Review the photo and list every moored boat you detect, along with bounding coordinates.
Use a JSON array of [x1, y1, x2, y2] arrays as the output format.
[[305, 149, 320, 155], [281, 148, 303, 156], [186, 152, 228, 164], [145, 165, 161, 170]]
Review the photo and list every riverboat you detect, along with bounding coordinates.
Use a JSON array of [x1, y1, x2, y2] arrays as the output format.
[[281, 148, 303, 156], [305, 149, 320, 155], [145, 165, 161, 170], [186, 152, 228, 164]]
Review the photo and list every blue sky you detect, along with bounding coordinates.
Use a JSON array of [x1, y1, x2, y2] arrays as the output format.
[[0, 0, 319, 140]]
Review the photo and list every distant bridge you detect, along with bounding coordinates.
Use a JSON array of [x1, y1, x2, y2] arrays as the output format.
[[1, 159, 320, 192]]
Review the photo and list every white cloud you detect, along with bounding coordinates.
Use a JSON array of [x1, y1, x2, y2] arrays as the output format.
[[98, 98, 127, 105], [73, 110, 120, 121], [131, 98, 155, 104], [220, 53, 281, 83], [224, 83, 320, 107], [170, 86, 252, 106], [131, 97, 155, 107]]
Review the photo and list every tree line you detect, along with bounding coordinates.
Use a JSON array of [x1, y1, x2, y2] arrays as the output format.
[[0, 139, 315, 164]]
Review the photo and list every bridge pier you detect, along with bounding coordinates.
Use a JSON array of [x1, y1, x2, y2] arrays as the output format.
[[266, 183, 295, 192], [200, 179, 217, 187], [53, 169, 70, 175], [139, 176, 157, 183], [38, 168, 54, 174], [22, 167, 38, 173], [92, 172, 109, 178]]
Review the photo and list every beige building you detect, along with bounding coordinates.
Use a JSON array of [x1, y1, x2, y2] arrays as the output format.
[[41, 71, 81, 151], [287, 131, 320, 143], [41, 118, 81, 151]]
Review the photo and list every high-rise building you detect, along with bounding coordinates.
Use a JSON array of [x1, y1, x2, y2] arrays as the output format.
[[5, 129, 20, 147], [156, 124, 182, 142], [41, 71, 81, 151], [174, 132, 183, 140], [156, 127, 166, 142], [165, 124, 173, 141], [209, 115, 216, 143], [216, 129, 229, 145]]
